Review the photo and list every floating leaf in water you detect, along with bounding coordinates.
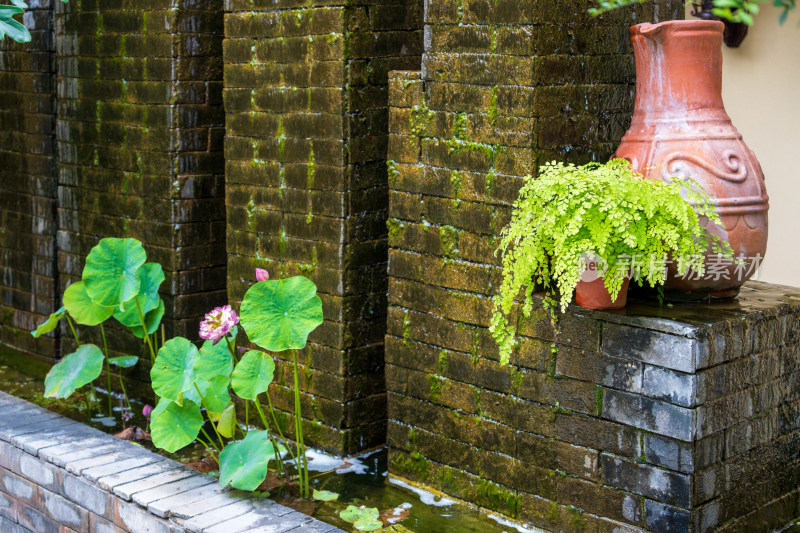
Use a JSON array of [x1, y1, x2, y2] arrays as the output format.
[[113, 263, 164, 327], [230, 350, 274, 400], [109, 355, 139, 368], [312, 489, 339, 502], [44, 344, 105, 398], [82, 238, 147, 307], [151, 337, 199, 402], [150, 399, 203, 453], [340, 505, 380, 524], [354, 517, 384, 532], [240, 276, 323, 352], [31, 307, 66, 338], [63, 281, 114, 326], [219, 430, 274, 491]]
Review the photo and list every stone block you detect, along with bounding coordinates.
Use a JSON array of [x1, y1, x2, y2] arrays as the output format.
[[62, 473, 111, 517], [131, 473, 215, 508]]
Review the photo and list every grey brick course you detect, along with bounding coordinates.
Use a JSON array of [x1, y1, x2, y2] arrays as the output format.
[[0, 391, 344, 533]]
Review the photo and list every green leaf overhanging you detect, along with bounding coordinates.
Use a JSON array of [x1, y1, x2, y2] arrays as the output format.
[[150, 399, 203, 453], [218, 430, 274, 491], [239, 276, 323, 352], [151, 337, 199, 402], [63, 281, 114, 326], [82, 238, 147, 307], [113, 263, 164, 327], [44, 344, 105, 398], [230, 350, 275, 400], [31, 307, 66, 338]]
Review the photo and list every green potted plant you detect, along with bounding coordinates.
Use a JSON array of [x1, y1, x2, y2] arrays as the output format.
[[490, 158, 733, 364]]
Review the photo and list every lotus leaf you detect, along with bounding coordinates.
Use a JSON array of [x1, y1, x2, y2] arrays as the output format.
[[240, 277, 323, 352], [31, 307, 66, 338], [219, 430, 274, 491], [151, 337, 199, 401], [150, 399, 203, 453], [230, 350, 275, 400], [63, 282, 114, 326], [44, 344, 104, 399], [82, 238, 147, 307]]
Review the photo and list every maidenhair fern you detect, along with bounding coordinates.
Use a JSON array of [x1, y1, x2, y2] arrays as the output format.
[[490, 159, 731, 364]]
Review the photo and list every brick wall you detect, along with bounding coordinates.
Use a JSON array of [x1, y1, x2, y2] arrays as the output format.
[[387, 278, 800, 531], [0, 0, 58, 359], [223, 0, 423, 454], [54, 0, 227, 372]]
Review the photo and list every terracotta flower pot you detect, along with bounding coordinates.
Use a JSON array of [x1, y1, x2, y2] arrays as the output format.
[[615, 20, 768, 299], [575, 277, 631, 310]]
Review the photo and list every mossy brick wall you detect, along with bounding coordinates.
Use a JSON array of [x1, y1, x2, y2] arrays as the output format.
[[383, 0, 712, 530], [387, 282, 800, 532], [0, 1, 58, 358], [223, 0, 423, 454], [54, 0, 226, 374]]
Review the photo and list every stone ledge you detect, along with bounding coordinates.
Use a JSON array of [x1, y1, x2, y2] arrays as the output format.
[[0, 390, 344, 533]]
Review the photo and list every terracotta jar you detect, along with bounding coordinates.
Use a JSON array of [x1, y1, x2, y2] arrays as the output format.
[[575, 277, 631, 310], [615, 20, 768, 299]]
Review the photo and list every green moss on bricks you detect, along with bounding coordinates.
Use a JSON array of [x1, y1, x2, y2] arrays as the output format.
[[387, 218, 404, 241], [551, 402, 571, 417], [595, 385, 604, 417], [400, 452, 429, 479], [246, 198, 256, 232], [510, 368, 524, 395], [439, 225, 459, 259], [407, 428, 418, 448], [546, 501, 560, 522], [447, 113, 502, 162], [474, 388, 485, 417], [439, 467, 456, 492], [437, 350, 449, 374], [277, 119, 286, 159], [410, 103, 434, 137], [307, 147, 316, 188], [470, 328, 480, 365], [485, 168, 496, 195], [402, 311, 411, 345], [452, 112, 468, 141], [548, 342, 558, 378], [488, 86, 499, 125], [476, 479, 520, 518], [279, 225, 286, 255], [428, 374, 443, 404], [326, 32, 340, 45], [387, 160, 399, 186], [568, 506, 587, 530]]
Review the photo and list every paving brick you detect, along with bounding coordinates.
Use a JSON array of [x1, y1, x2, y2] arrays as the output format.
[[131, 473, 215, 508], [177, 500, 256, 532], [96, 460, 182, 493], [113, 468, 196, 501]]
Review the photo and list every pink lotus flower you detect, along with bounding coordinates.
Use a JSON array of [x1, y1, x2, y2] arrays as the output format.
[[199, 305, 239, 345], [142, 404, 153, 418], [256, 268, 269, 282]]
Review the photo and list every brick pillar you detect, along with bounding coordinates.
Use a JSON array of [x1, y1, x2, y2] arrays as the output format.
[[55, 0, 226, 372], [223, 0, 423, 454], [0, 1, 58, 359], [386, 0, 685, 529]]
